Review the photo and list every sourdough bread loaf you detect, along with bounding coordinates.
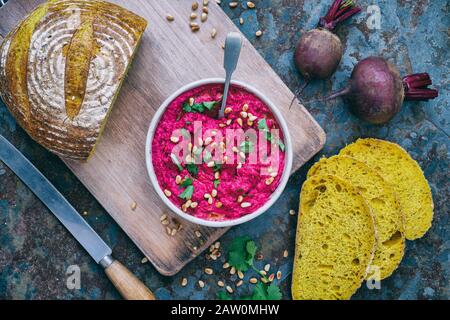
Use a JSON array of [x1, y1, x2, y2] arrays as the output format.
[[340, 138, 433, 240], [292, 175, 376, 300], [308, 155, 405, 280], [0, 0, 147, 160]]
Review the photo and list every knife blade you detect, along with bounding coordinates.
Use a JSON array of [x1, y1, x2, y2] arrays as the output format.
[[0, 134, 111, 263], [0, 134, 154, 300]]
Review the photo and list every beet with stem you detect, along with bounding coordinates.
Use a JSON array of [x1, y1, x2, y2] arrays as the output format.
[[294, 0, 361, 82], [324, 56, 439, 124]]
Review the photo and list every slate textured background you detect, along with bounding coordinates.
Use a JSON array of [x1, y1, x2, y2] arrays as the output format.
[[0, 0, 448, 300]]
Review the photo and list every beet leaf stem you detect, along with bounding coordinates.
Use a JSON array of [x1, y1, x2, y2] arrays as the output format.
[[403, 73, 439, 101], [319, 0, 361, 31]]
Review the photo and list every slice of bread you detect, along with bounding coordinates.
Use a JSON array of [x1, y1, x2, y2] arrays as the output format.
[[308, 155, 405, 280], [340, 138, 433, 240], [292, 175, 376, 300]]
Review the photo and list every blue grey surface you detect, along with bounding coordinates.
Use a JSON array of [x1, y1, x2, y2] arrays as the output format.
[[0, 0, 448, 300]]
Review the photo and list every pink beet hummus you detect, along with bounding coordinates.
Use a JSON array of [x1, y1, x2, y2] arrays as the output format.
[[151, 84, 286, 221]]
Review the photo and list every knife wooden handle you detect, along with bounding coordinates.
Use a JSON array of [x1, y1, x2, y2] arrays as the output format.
[[104, 260, 156, 300]]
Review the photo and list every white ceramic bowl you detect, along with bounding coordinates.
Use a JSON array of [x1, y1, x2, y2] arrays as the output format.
[[145, 78, 293, 227]]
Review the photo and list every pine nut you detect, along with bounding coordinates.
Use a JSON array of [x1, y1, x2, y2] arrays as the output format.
[[226, 286, 233, 294], [229, 2, 238, 8], [249, 278, 258, 284], [215, 201, 223, 208], [181, 278, 188, 286], [190, 12, 198, 19], [265, 177, 274, 185], [223, 262, 230, 269], [264, 264, 270, 272], [237, 195, 244, 203], [237, 118, 243, 126], [166, 15, 174, 22], [205, 268, 213, 275], [207, 161, 215, 168], [277, 271, 282, 280], [217, 280, 225, 287], [192, 2, 199, 10], [236, 280, 243, 287], [211, 28, 217, 38], [170, 136, 179, 143], [240, 111, 248, 118], [201, 13, 208, 22], [198, 280, 205, 288], [237, 271, 244, 279], [247, 1, 255, 8], [164, 189, 172, 197], [241, 202, 251, 208], [176, 175, 182, 184], [211, 189, 218, 197], [191, 202, 198, 208], [255, 30, 262, 37]]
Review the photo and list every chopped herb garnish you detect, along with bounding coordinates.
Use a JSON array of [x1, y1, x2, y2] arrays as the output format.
[[186, 163, 198, 176], [214, 179, 220, 188], [183, 100, 219, 114], [213, 163, 222, 172], [179, 185, 194, 200], [180, 128, 190, 139], [239, 140, 254, 154], [180, 177, 193, 188], [203, 149, 212, 162], [185, 121, 191, 125], [170, 154, 183, 172], [257, 119, 285, 152]]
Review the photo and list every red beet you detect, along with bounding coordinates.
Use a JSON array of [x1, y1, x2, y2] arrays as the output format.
[[325, 56, 439, 124], [294, 0, 361, 81]]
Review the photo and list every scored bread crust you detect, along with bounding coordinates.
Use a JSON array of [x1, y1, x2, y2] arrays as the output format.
[[292, 175, 377, 300], [0, 0, 147, 160], [340, 138, 434, 240], [308, 155, 405, 280]]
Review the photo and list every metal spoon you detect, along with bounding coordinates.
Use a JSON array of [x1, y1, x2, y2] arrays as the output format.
[[218, 32, 243, 119]]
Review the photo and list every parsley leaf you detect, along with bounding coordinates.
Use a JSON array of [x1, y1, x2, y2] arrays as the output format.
[[245, 241, 257, 265], [217, 291, 233, 300], [252, 283, 268, 300], [183, 100, 218, 114], [180, 177, 193, 188], [170, 154, 183, 172], [213, 163, 222, 172], [258, 118, 285, 152], [179, 185, 194, 200], [186, 163, 198, 176], [228, 236, 251, 272], [239, 140, 254, 154], [266, 284, 282, 300], [202, 101, 218, 111], [213, 179, 220, 189]]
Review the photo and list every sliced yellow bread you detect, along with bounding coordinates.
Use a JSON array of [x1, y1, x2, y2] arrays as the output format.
[[308, 155, 405, 280], [340, 138, 433, 240], [292, 175, 376, 300]]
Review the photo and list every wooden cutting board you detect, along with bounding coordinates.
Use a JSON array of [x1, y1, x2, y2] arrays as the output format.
[[0, 0, 325, 275]]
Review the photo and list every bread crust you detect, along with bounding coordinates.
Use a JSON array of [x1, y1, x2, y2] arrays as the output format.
[[0, 0, 147, 160]]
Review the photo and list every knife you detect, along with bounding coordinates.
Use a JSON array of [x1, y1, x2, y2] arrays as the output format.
[[0, 134, 155, 300]]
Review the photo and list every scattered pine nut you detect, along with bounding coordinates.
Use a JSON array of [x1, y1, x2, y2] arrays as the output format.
[[226, 286, 233, 294], [164, 189, 172, 197], [249, 277, 258, 284], [226, 119, 232, 125], [255, 30, 263, 37], [211, 189, 218, 197], [217, 280, 225, 287], [191, 202, 198, 208], [240, 111, 248, 118], [237, 118, 243, 127], [289, 209, 296, 216], [239, 17, 244, 25], [166, 227, 172, 235], [241, 202, 251, 208], [277, 271, 282, 280], [223, 262, 230, 269], [214, 241, 221, 249], [268, 273, 275, 282], [170, 136, 179, 143], [207, 161, 215, 168], [82, 211, 88, 216], [181, 278, 188, 286], [230, 266, 236, 275], [221, 43, 225, 49], [236, 280, 243, 287], [260, 270, 267, 276], [264, 264, 271, 272], [202, 7, 209, 13], [214, 171, 220, 179], [205, 268, 214, 275], [203, 0, 209, 6], [131, 201, 137, 211], [195, 230, 202, 238], [166, 15, 174, 22], [211, 28, 217, 38], [192, 2, 199, 10], [215, 201, 223, 208], [176, 175, 182, 185], [201, 12, 208, 22], [198, 280, 205, 288], [190, 12, 198, 20], [191, 23, 200, 32], [141, 257, 148, 264], [237, 270, 244, 279], [247, 1, 255, 9], [265, 177, 274, 185], [171, 228, 177, 236], [283, 249, 289, 258], [162, 219, 169, 226], [229, 2, 238, 8], [224, 107, 232, 114]]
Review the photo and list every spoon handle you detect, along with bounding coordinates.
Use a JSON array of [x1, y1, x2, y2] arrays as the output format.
[[219, 32, 243, 118]]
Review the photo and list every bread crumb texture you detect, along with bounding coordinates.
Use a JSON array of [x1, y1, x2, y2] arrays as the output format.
[[292, 175, 376, 300], [340, 138, 433, 240], [308, 155, 405, 280]]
